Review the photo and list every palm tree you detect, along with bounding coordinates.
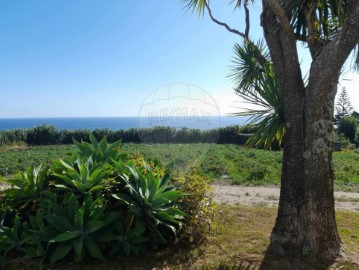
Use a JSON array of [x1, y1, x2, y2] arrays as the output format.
[[229, 40, 284, 149], [183, 0, 359, 263], [185, 0, 358, 150]]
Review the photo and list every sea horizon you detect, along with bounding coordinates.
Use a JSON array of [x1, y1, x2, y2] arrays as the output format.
[[0, 116, 249, 131], [0, 115, 238, 119]]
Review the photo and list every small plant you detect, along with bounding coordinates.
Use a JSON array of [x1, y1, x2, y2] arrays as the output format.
[[51, 157, 111, 195], [43, 194, 118, 263], [98, 215, 148, 256], [112, 161, 187, 242], [0, 214, 35, 257], [2, 165, 49, 215], [73, 133, 125, 163]]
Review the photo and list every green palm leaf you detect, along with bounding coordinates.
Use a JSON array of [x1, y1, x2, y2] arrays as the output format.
[[229, 40, 284, 149]]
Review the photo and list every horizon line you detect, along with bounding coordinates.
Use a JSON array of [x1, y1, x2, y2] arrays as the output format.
[[0, 115, 245, 119]]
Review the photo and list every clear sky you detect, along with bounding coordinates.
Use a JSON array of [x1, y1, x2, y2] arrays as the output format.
[[0, 0, 358, 118]]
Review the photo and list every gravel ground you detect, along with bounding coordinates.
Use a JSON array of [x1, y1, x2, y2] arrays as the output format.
[[2, 181, 358, 213], [212, 184, 359, 213]]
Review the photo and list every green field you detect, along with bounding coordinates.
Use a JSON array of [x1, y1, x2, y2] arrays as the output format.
[[1, 143, 358, 191]]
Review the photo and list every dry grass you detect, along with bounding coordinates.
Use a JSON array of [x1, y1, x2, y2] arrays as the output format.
[[0, 144, 28, 152], [4, 205, 359, 270], [335, 196, 359, 203]]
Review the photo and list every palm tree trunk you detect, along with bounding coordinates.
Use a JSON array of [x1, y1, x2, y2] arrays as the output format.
[[260, 1, 343, 264], [268, 83, 342, 262], [301, 72, 342, 260]]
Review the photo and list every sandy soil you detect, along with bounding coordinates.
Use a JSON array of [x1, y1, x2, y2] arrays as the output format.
[[212, 184, 359, 213], [1, 181, 358, 212]]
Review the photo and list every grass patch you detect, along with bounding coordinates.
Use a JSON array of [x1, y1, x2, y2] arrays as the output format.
[[0, 144, 74, 176], [333, 150, 359, 191], [0, 143, 358, 191], [336, 211, 359, 262], [4, 205, 359, 269]]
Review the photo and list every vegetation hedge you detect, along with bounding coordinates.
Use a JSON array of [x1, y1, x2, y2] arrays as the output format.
[[0, 135, 217, 266], [0, 125, 253, 147]]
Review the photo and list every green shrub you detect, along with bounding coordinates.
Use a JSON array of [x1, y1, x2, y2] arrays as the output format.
[[333, 132, 356, 150], [0, 135, 188, 265], [0, 125, 254, 147], [175, 172, 219, 245], [337, 116, 358, 142], [246, 164, 269, 182], [1, 165, 50, 218], [25, 125, 60, 145], [198, 149, 227, 178]]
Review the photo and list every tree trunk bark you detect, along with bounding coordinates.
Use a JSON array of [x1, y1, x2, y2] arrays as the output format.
[[301, 72, 342, 260], [258, 0, 359, 266], [267, 80, 342, 263], [260, 1, 344, 265]]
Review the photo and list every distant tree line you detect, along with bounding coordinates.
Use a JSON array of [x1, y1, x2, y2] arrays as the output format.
[[1, 118, 355, 150], [0, 124, 255, 147]]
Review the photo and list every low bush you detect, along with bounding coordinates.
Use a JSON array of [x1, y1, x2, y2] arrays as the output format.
[[25, 125, 60, 145], [246, 164, 269, 182], [0, 135, 208, 265], [337, 116, 358, 142], [175, 172, 219, 245], [333, 132, 356, 150]]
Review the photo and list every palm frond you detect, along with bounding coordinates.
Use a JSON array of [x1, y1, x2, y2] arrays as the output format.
[[182, 0, 207, 15], [230, 40, 284, 149], [229, 40, 270, 88], [289, 0, 348, 41]]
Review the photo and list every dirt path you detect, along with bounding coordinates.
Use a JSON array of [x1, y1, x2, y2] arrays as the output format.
[[212, 184, 359, 213]]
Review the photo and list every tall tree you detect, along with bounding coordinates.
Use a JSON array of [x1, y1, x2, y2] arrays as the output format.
[[335, 87, 354, 124], [184, 0, 359, 266]]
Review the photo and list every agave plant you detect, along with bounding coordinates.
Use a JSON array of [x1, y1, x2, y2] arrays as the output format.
[[1, 165, 49, 212], [50, 156, 111, 195], [96, 214, 149, 256], [44, 194, 118, 263], [0, 214, 34, 257], [112, 160, 187, 242], [0, 134, 189, 264], [73, 133, 126, 164]]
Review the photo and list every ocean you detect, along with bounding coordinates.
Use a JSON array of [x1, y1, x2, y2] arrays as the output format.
[[0, 116, 249, 131]]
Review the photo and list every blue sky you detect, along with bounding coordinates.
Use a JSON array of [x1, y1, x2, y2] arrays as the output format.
[[0, 0, 358, 118]]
